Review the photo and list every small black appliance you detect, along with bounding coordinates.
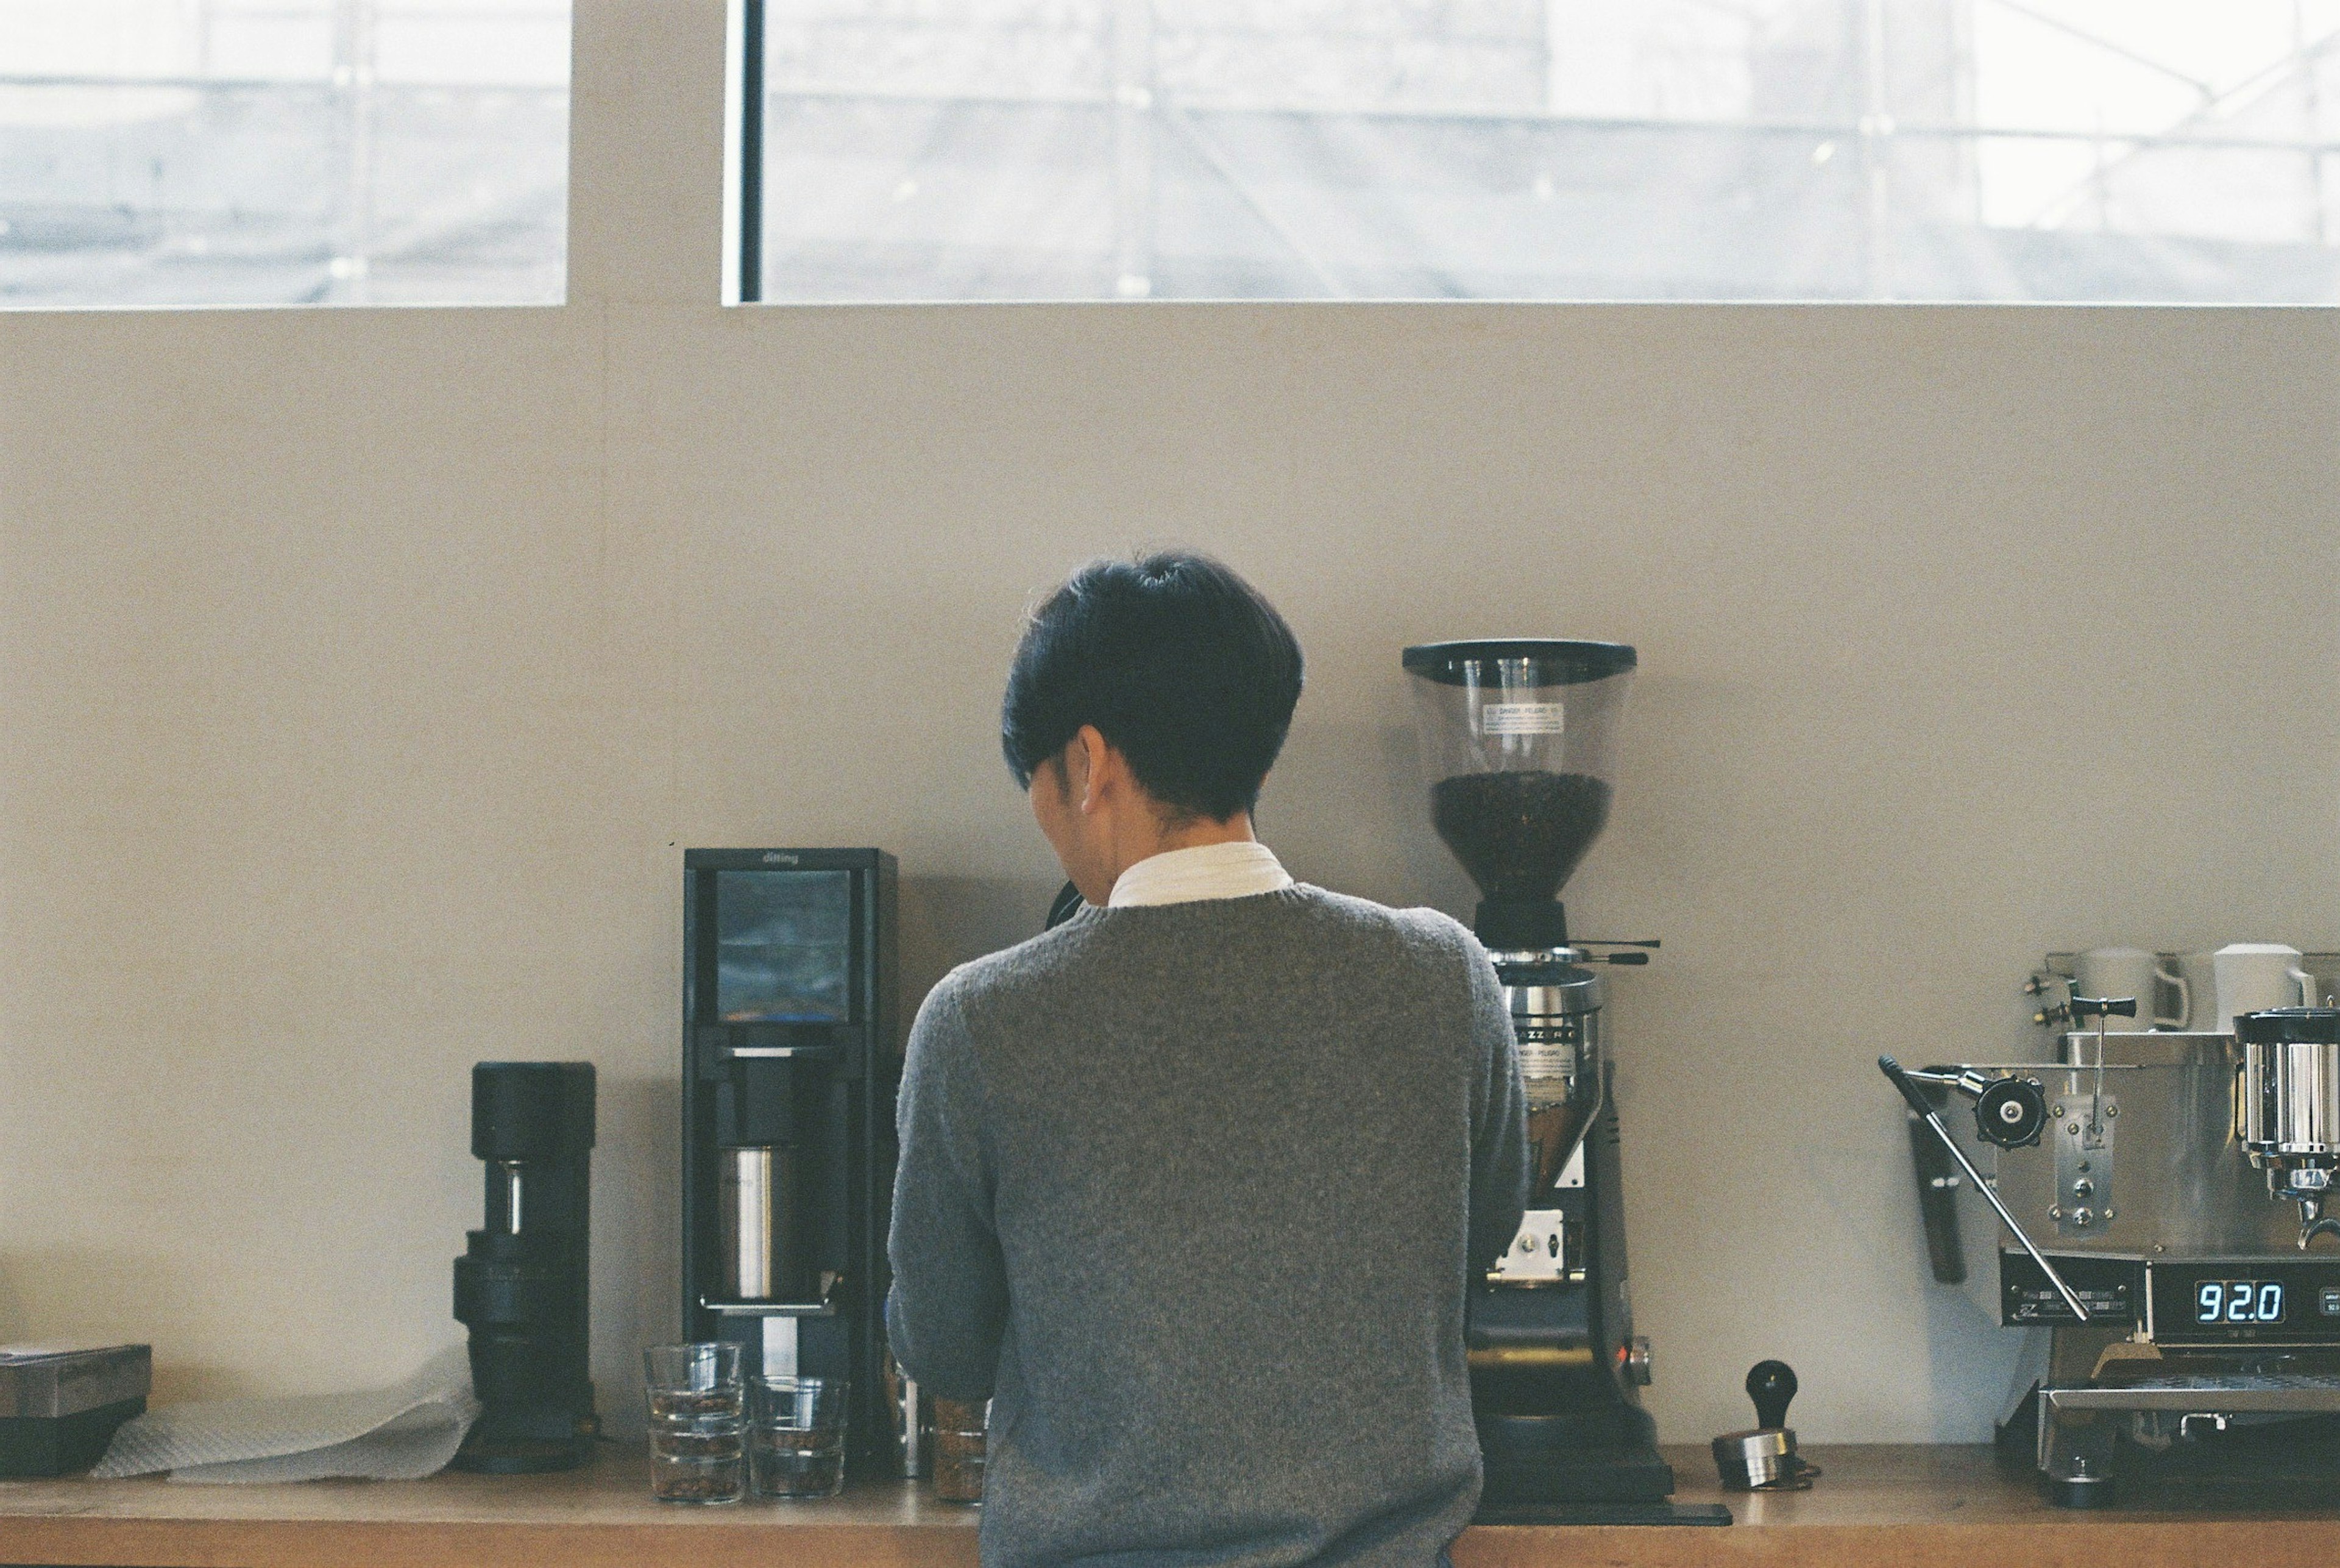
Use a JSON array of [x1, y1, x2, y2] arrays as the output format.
[[452, 1060, 598, 1473], [681, 848, 901, 1480]]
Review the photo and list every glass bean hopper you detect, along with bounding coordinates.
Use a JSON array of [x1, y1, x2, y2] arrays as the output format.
[[1402, 639, 1637, 951]]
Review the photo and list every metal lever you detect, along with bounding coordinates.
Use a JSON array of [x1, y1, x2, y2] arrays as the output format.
[[1879, 1055, 2090, 1324], [2067, 995, 2137, 1021], [1575, 940, 1659, 967]]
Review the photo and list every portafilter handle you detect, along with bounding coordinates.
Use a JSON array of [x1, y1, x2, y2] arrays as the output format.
[[1747, 1360, 1796, 1432]]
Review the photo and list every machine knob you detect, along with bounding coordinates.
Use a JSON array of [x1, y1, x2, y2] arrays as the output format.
[[1623, 1336, 1653, 1387], [1974, 1076, 2048, 1150], [1747, 1359, 1796, 1430]]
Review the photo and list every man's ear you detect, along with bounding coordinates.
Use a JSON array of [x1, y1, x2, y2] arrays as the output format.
[[1070, 725, 1112, 814]]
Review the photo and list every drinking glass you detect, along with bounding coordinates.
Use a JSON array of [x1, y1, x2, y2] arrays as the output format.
[[932, 1397, 988, 1505], [644, 1343, 746, 1504], [751, 1375, 849, 1499]]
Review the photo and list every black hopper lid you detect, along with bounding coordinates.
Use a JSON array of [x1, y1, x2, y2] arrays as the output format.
[[1403, 639, 1637, 687], [2236, 1007, 2340, 1045]]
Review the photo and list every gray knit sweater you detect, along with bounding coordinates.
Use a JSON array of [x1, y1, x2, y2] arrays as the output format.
[[886, 884, 1529, 1568]]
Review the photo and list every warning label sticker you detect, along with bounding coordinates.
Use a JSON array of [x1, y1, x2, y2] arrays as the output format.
[[1479, 703, 1566, 736]]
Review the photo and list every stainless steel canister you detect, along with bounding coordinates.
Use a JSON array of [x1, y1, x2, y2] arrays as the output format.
[[719, 1145, 800, 1301], [1502, 959, 1601, 1105]]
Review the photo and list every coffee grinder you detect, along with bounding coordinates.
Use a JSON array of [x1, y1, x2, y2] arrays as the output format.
[[452, 1061, 598, 1472], [680, 849, 901, 1480], [1404, 640, 1716, 1525]]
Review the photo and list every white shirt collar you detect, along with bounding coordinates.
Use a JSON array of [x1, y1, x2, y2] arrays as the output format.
[[1106, 840, 1296, 908]]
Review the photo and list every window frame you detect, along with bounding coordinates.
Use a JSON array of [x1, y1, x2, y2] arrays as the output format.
[[723, 1, 2340, 310]]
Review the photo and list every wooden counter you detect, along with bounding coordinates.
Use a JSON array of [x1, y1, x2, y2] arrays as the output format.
[[1, 1444, 2335, 1567]]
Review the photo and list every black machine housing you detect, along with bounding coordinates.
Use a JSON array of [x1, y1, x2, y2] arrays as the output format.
[[680, 848, 899, 1480], [1467, 950, 1724, 1526], [2001, 1249, 2340, 1343], [1996, 1246, 2340, 1505], [1470, 1062, 1674, 1515]]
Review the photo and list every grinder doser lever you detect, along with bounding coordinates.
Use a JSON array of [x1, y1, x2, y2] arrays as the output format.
[[1878, 1055, 2090, 1324]]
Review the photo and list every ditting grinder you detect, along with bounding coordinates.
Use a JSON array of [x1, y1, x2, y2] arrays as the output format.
[[679, 849, 903, 1481]]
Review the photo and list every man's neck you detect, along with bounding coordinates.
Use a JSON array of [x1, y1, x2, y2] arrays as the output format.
[[1106, 811, 1255, 889]]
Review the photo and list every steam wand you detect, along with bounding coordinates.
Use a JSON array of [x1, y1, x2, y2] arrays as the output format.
[[1879, 1055, 2091, 1324]]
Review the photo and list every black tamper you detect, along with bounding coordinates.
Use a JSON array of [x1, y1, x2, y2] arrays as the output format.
[[1711, 1360, 1818, 1491]]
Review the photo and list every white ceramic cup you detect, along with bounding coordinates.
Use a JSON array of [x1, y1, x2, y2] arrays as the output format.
[[2071, 946, 2185, 1031], [2173, 949, 2223, 1030], [2210, 943, 2317, 1031]]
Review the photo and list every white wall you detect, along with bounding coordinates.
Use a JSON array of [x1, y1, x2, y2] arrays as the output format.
[[1, 0, 2335, 1447]]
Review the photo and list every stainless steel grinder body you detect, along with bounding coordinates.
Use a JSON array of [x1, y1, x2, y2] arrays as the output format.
[[1492, 957, 1602, 1280]]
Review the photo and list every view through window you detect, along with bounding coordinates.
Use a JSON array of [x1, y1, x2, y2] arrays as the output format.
[[743, 1, 2340, 303], [0, 1, 569, 309]]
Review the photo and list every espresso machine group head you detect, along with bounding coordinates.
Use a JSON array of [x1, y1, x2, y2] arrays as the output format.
[[1403, 642, 1714, 1525], [452, 1060, 598, 1473], [2236, 1008, 2340, 1250]]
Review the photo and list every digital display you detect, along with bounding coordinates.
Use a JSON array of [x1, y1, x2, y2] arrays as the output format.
[[2135, 1263, 2340, 1343], [2196, 1279, 2286, 1325], [714, 870, 852, 1023]]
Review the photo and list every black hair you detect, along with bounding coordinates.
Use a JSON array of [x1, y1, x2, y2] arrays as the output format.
[[1001, 552, 1304, 822]]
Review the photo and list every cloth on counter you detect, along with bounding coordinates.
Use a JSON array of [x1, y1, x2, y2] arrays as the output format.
[[91, 1345, 478, 1483]]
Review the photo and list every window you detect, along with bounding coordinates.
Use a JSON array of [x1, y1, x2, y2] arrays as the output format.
[[0, 0, 570, 309], [737, 1, 2340, 303]]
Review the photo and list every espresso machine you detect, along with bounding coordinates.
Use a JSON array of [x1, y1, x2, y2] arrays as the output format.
[[1885, 979, 2340, 1506], [680, 848, 901, 1480], [1403, 640, 1721, 1526]]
